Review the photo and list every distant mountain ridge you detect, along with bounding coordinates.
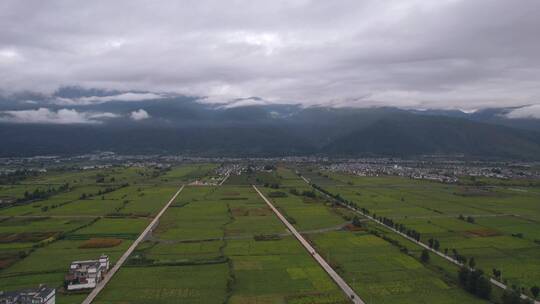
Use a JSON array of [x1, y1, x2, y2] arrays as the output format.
[[1, 87, 540, 159]]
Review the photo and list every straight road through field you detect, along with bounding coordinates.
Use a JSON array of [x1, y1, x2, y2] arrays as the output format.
[[253, 185, 365, 304], [81, 185, 185, 304]]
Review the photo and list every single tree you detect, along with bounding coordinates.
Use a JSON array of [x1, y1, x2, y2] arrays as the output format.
[[476, 276, 492, 299], [420, 249, 430, 263], [458, 267, 470, 285], [531, 286, 540, 299], [352, 216, 364, 228], [469, 257, 476, 269], [501, 289, 522, 304]]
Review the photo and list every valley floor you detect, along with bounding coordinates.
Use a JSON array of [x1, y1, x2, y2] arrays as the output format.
[[1, 164, 539, 304]]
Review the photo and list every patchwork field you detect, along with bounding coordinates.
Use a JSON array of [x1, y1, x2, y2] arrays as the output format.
[[0, 165, 211, 303], [1, 163, 539, 304], [95, 185, 348, 304], [301, 168, 540, 300], [255, 168, 485, 304]]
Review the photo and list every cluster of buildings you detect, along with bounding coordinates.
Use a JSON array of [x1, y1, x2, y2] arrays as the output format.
[[190, 164, 242, 186], [215, 163, 243, 176], [0, 255, 110, 304], [321, 160, 540, 183]]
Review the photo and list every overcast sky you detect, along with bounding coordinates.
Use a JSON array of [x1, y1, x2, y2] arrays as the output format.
[[1, 0, 540, 110]]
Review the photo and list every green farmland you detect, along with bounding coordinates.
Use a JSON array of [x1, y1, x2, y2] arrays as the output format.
[[94, 185, 348, 304], [256, 168, 486, 304], [1, 163, 539, 304], [0, 165, 213, 304], [300, 168, 540, 302]]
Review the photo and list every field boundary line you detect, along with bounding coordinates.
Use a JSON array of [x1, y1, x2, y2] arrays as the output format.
[[299, 174, 540, 304], [252, 185, 364, 304], [81, 184, 185, 304]]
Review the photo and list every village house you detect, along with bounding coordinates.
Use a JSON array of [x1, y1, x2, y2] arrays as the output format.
[[0, 285, 55, 304], [65, 255, 110, 291]]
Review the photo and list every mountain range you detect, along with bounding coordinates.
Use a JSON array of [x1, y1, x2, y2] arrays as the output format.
[[1, 87, 540, 159]]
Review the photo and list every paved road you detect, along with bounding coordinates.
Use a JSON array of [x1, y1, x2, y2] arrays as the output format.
[[81, 185, 185, 304], [300, 175, 540, 304], [299, 175, 310, 184], [253, 185, 364, 304], [219, 171, 230, 186]]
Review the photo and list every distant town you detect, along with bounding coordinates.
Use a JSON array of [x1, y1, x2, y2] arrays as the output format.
[[1, 152, 539, 184]]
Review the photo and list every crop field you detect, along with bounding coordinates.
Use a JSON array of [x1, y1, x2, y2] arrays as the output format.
[[0, 164, 212, 303], [301, 168, 540, 299], [95, 184, 348, 304], [2, 163, 539, 304], [160, 164, 219, 184], [256, 167, 488, 304]]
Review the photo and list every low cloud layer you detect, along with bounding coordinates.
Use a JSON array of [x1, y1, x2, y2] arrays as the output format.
[[1, 1, 540, 109], [505, 105, 540, 119], [0, 108, 118, 124]]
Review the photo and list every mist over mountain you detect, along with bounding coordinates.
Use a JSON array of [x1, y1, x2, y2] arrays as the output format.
[[1, 87, 540, 159]]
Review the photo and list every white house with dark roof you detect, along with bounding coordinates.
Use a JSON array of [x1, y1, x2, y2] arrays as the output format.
[[65, 255, 110, 291]]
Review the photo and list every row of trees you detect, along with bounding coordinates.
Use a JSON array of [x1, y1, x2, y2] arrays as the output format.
[[288, 188, 317, 198], [17, 183, 70, 204], [371, 213, 422, 242], [0, 169, 40, 184], [96, 183, 130, 196], [81, 182, 130, 199]]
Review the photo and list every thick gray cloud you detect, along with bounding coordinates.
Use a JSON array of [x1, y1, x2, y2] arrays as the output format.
[[54, 92, 166, 106], [1, 0, 540, 109]]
